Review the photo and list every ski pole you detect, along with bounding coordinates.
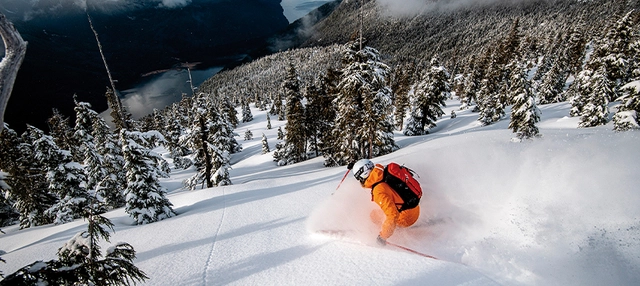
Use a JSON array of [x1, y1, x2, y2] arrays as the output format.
[[334, 169, 350, 192], [386, 241, 438, 259]]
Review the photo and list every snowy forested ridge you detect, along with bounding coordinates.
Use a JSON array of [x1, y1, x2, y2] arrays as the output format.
[[1, 0, 640, 284]]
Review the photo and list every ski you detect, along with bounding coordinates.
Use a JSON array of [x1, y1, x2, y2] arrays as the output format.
[[314, 229, 439, 260]]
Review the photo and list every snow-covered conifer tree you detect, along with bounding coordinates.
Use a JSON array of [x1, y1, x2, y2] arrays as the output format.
[[476, 79, 502, 125], [325, 41, 396, 166], [568, 69, 593, 117], [279, 63, 307, 165], [47, 109, 74, 153], [92, 114, 126, 209], [0, 125, 54, 228], [241, 101, 253, 123], [266, 113, 272, 130], [32, 126, 90, 225], [460, 55, 482, 110], [2, 208, 148, 285], [220, 92, 239, 128], [0, 170, 17, 226], [244, 129, 253, 141], [537, 60, 566, 104], [120, 130, 175, 224], [601, 11, 635, 92], [277, 126, 284, 140], [404, 58, 450, 136], [165, 105, 192, 170], [73, 100, 104, 194], [183, 99, 233, 189], [613, 81, 640, 131], [579, 66, 612, 128], [391, 62, 414, 130], [261, 133, 270, 154], [509, 62, 541, 140]]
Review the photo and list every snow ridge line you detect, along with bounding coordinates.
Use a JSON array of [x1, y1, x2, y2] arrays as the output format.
[[201, 186, 227, 286]]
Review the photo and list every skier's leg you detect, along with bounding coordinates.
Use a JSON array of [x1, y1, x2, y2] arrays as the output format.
[[396, 206, 420, 228]]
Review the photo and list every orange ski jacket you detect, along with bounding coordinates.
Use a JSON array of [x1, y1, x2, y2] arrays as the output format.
[[363, 164, 420, 239]]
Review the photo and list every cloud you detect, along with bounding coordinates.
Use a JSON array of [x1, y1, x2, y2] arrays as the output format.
[[159, 0, 192, 9], [375, 0, 540, 17]]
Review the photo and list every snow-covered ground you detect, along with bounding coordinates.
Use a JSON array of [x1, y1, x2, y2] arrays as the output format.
[[1, 99, 639, 285]]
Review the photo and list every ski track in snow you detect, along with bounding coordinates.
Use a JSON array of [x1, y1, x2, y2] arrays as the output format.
[[201, 186, 227, 285]]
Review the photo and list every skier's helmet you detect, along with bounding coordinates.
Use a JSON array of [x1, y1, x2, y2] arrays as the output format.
[[353, 159, 374, 183]]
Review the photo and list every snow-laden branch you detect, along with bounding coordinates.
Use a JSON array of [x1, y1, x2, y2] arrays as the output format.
[[0, 13, 26, 133]]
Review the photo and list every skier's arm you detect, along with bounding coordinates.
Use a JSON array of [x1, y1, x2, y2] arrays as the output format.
[[373, 185, 399, 240]]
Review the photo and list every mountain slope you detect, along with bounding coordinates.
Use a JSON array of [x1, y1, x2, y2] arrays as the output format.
[[1, 98, 638, 285], [301, 0, 640, 67]]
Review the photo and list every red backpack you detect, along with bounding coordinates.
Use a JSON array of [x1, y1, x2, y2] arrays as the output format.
[[373, 163, 422, 212]]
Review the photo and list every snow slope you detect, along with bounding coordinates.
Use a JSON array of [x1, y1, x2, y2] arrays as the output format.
[[1, 100, 639, 285]]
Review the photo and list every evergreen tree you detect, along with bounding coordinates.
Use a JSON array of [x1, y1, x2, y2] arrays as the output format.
[[325, 42, 396, 166], [568, 69, 593, 117], [165, 105, 192, 170], [613, 82, 640, 131], [47, 109, 74, 153], [120, 130, 175, 224], [277, 94, 286, 121], [277, 126, 284, 140], [261, 133, 270, 154], [628, 40, 640, 81], [1, 125, 55, 228], [564, 25, 587, 77], [183, 100, 234, 189], [314, 70, 339, 157], [32, 127, 90, 225], [509, 62, 541, 140], [404, 58, 450, 136], [219, 92, 239, 128], [537, 60, 566, 104], [279, 63, 307, 165], [2, 208, 148, 285], [73, 100, 103, 194], [0, 170, 18, 227], [460, 54, 484, 111], [476, 79, 503, 125], [244, 129, 253, 141], [152, 108, 165, 132], [92, 114, 127, 209], [579, 66, 612, 128], [602, 11, 635, 90], [105, 88, 132, 133], [241, 101, 253, 123], [270, 93, 284, 120], [266, 113, 272, 130], [183, 107, 216, 189], [390, 62, 414, 130], [304, 81, 330, 157], [207, 112, 233, 187]]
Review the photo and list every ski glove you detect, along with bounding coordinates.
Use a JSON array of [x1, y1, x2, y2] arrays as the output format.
[[347, 161, 355, 170], [376, 235, 386, 246]]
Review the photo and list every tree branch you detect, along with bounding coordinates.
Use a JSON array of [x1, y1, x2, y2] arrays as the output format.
[[0, 13, 26, 133]]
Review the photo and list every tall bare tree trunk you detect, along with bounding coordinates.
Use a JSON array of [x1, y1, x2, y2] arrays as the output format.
[[87, 13, 129, 130], [0, 13, 27, 133]]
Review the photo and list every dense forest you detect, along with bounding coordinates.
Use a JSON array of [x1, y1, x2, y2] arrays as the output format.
[[1, 0, 640, 283]]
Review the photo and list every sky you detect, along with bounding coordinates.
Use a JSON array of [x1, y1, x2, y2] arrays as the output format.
[[1, 97, 639, 285]]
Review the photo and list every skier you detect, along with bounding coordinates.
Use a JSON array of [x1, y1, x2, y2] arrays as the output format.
[[349, 159, 420, 246]]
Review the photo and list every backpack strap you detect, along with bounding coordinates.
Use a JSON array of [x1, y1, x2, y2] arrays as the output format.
[[370, 165, 405, 212]]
